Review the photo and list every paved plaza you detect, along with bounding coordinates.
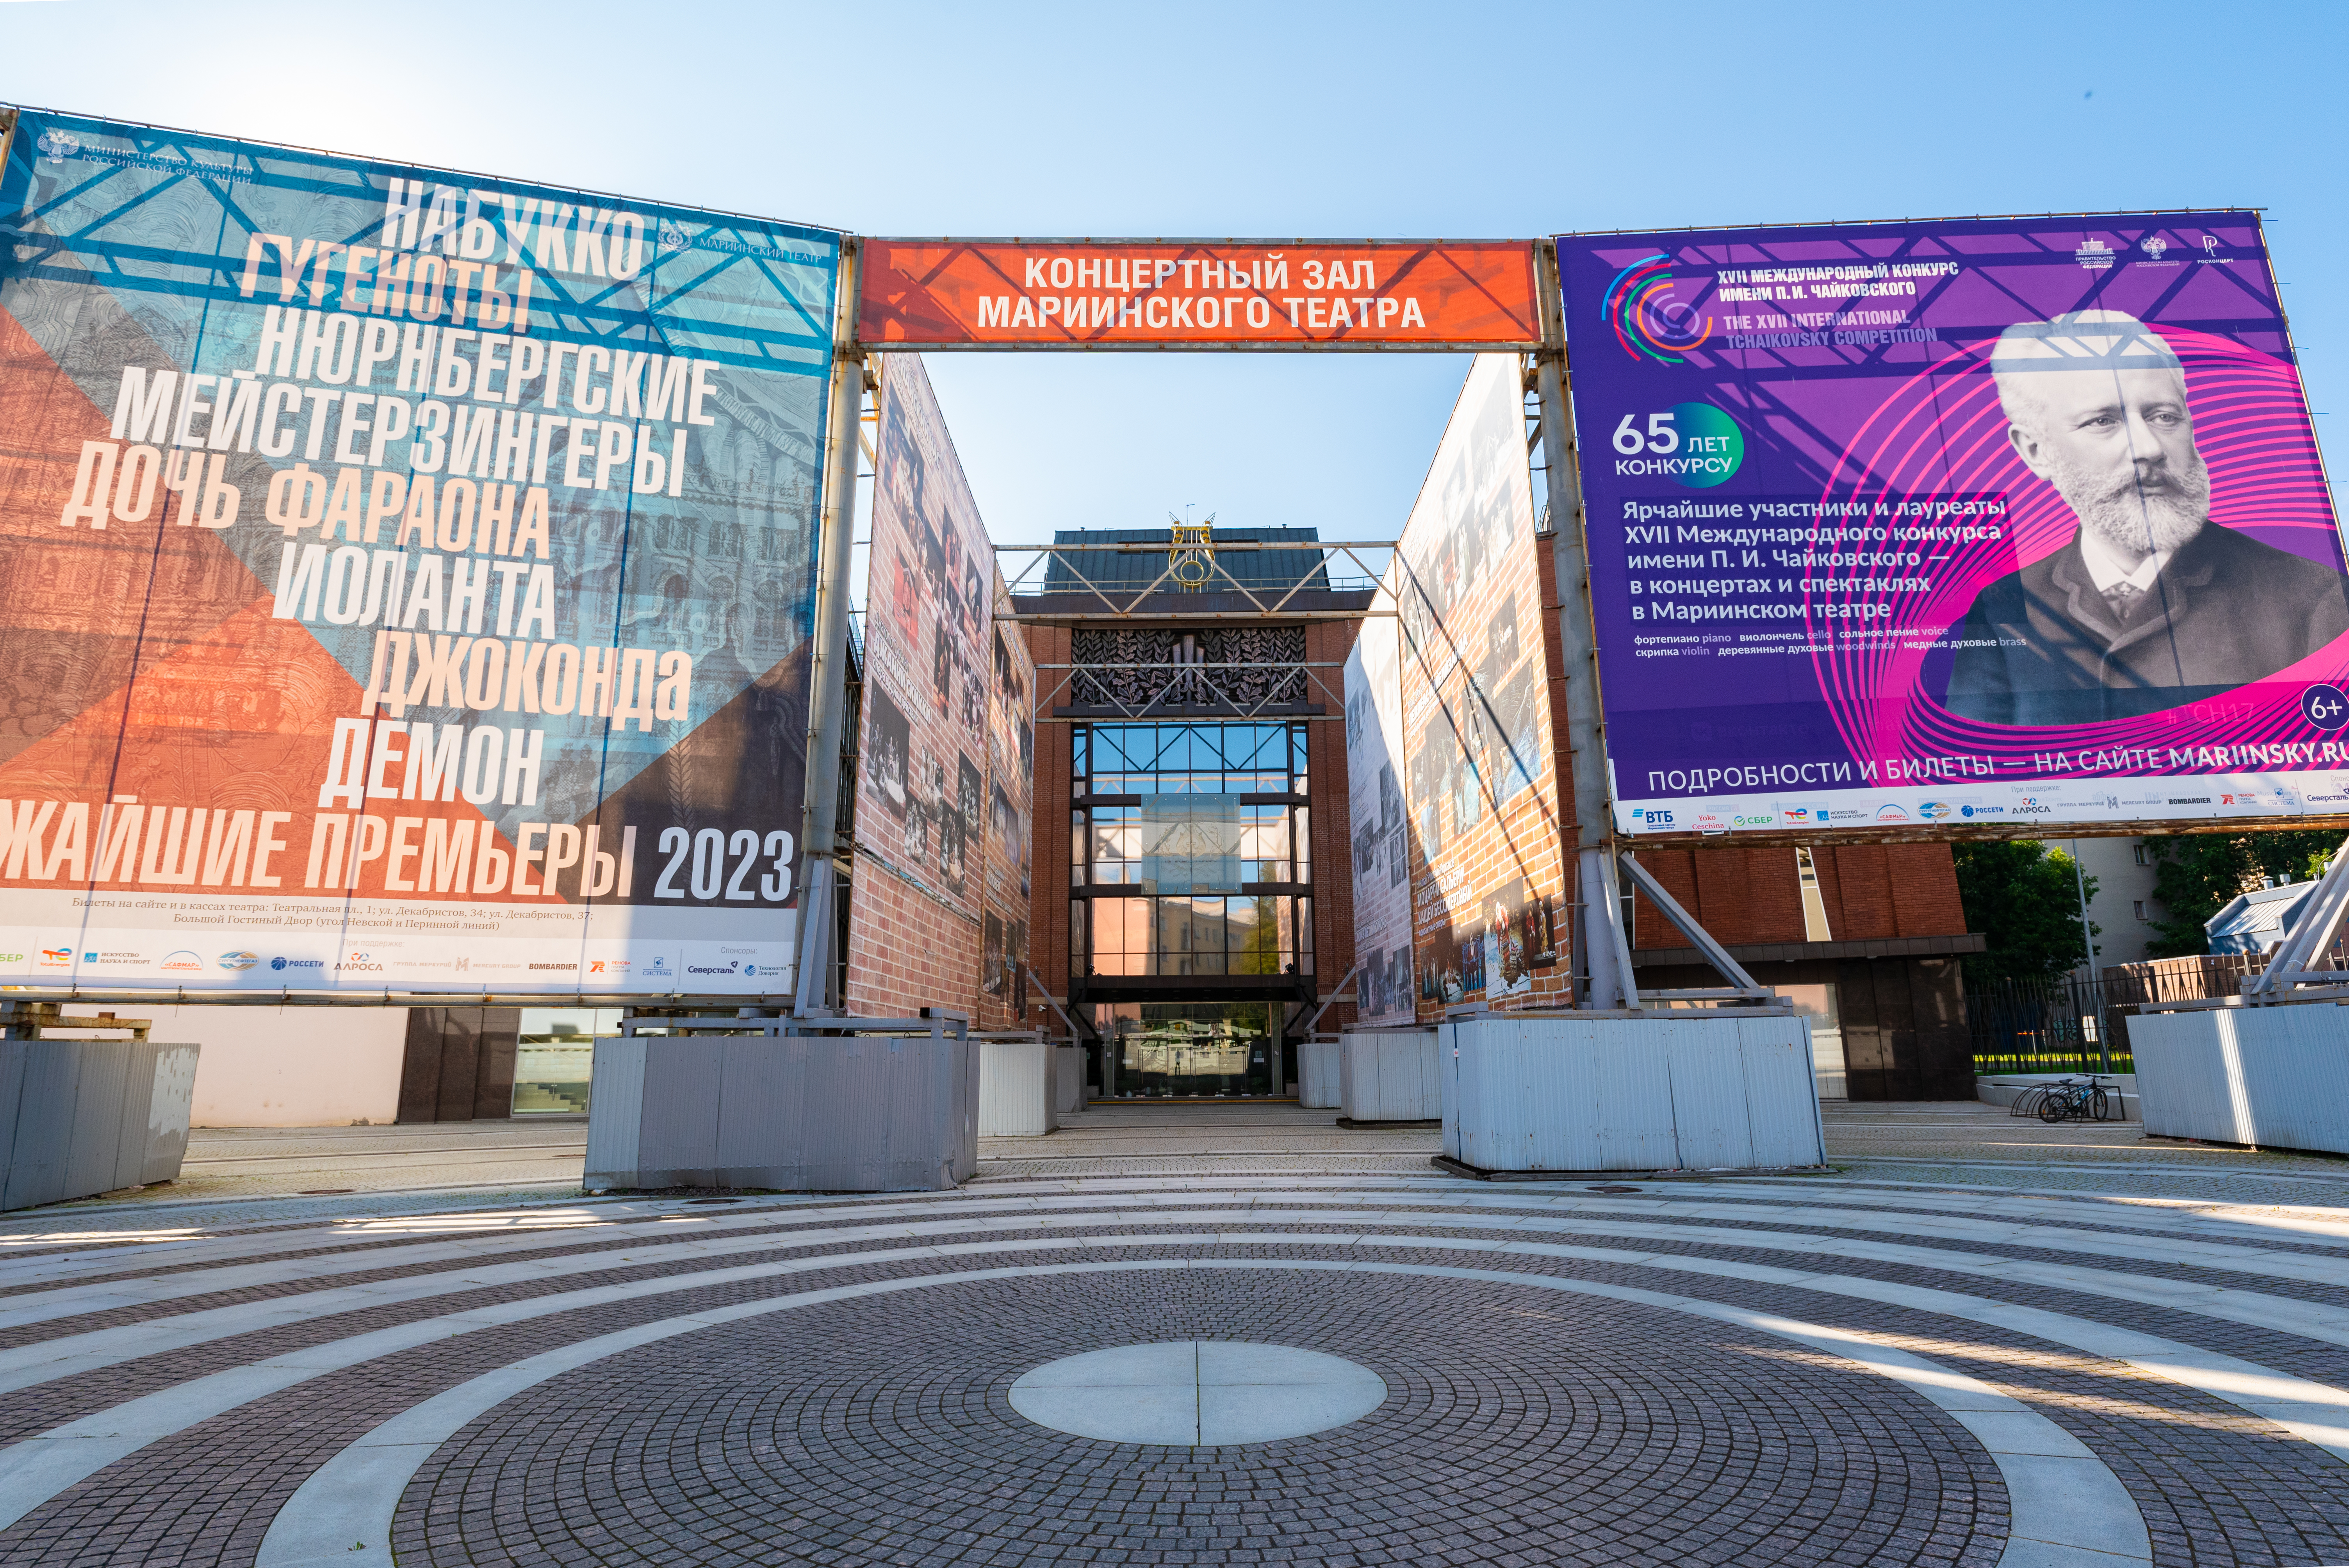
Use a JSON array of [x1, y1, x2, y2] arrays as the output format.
[[4, 1105, 2349, 1566]]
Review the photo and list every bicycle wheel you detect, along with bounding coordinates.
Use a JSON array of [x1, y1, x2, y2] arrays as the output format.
[[2091, 1088, 2110, 1121], [2039, 1092, 2070, 1124]]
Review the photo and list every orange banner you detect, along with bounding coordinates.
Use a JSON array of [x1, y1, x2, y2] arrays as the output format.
[[858, 240, 1540, 349]]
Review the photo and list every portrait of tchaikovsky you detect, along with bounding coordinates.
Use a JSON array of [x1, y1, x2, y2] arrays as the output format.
[[1942, 309, 2349, 725]]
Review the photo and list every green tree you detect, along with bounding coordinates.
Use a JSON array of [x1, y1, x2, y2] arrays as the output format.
[[2142, 830, 2341, 958], [1952, 840, 2099, 982]]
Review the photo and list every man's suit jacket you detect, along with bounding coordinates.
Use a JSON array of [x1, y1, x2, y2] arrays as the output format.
[[1943, 523, 2349, 726]]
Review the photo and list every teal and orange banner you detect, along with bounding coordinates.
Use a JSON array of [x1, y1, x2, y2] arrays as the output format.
[[0, 109, 841, 996]]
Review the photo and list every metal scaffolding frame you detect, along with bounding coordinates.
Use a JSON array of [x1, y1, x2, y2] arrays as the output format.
[[801, 237, 1743, 1019], [991, 540, 1397, 622]]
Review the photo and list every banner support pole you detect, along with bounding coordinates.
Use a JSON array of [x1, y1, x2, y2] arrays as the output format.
[[794, 236, 866, 1014], [1534, 239, 1640, 1010]]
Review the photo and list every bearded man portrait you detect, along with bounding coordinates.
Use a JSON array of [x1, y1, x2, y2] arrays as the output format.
[[1942, 309, 2349, 725]]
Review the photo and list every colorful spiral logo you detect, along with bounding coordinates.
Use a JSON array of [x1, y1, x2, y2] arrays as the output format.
[[1601, 254, 1713, 362]]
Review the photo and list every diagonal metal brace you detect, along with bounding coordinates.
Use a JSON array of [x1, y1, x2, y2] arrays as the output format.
[[2244, 832, 2349, 1001], [1298, 960, 1361, 1037], [1023, 964, 1093, 1043], [1618, 852, 1767, 996]]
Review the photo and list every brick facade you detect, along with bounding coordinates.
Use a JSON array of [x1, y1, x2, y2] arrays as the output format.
[[1632, 843, 1968, 948], [1304, 619, 1358, 1030], [1023, 624, 1073, 1015]]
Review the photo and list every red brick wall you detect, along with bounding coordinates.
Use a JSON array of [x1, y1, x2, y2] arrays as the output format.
[[1023, 625, 1072, 1010], [843, 867, 984, 1019], [1306, 619, 1359, 1030], [1633, 841, 1967, 946]]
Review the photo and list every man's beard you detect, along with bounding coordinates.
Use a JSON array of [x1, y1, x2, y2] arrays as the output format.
[[2049, 447, 2210, 556]]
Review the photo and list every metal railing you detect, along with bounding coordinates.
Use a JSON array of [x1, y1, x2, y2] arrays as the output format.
[[1963, 946, 2349, 1075], [1967, 973, 2134, 1076]]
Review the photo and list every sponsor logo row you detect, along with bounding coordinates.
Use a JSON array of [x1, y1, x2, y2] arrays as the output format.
[[0, 942, 786, 985], [1625, 782, 2324, 833]]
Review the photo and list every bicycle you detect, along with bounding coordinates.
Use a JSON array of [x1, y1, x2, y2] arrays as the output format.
[[2034, 1075, 2116, 1124]]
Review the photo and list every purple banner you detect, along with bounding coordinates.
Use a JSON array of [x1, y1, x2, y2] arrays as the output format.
[[1558, 213, 2349, 837]]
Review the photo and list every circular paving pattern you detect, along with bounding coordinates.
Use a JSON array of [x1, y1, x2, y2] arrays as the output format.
[[1007, 1339, 1389, 1444], [2, 1172, 2349, 1567], [395, 1270, 2001, 1567]]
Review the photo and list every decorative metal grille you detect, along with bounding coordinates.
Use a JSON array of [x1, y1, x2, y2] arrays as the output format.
[[1069, 628, 1308, 709]]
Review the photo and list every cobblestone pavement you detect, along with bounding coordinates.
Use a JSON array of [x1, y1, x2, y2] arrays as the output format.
[[16, 1099, 2349, 1239], [7, 1112, 2349, 1565], [150, 1123, 592, 1207]]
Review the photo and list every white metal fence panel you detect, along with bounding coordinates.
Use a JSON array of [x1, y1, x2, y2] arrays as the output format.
[[1441, 1014, 1822, 1174], [2132, 1004, 2349, 1153]]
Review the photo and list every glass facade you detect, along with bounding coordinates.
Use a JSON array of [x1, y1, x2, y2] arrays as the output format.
[[1071, 723, 1314, 980], [1093, 1002, 1281, 1098], [512, 1007, 622, 1114], [1070, 724, 1315, 1098]]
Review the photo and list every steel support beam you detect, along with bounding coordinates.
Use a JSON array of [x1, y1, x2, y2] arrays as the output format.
[[2242, 833, 2349, 1001], [1023, 964, 1091, 1043], [793, 237, 866, 1012], [1618, 853, 1770, 1000], [1533, 239, 1640, 1011], [1298, 960, 1361, 1037]]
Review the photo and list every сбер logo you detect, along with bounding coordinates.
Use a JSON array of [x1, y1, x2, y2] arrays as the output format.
[[1601, 253, 1712, 362]]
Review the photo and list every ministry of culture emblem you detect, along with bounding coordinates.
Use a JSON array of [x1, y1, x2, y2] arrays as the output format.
[[36, 129, 80, 163], [2140, 236, 2169, 261]]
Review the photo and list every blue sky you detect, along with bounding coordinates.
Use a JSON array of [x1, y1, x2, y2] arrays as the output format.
[[4, 0, 2343, 546]]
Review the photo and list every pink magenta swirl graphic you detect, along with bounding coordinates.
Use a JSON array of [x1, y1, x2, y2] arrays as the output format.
[[1810, 328, 2349, 779]]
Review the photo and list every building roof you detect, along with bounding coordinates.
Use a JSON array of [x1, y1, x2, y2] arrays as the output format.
[[1033, 527, 1332, 596], [2205, 880, 2319, 954]]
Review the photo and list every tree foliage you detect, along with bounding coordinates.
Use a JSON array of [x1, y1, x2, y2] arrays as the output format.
[[2143, 830, 2341, 958], [1952, 840, 2098, 982]]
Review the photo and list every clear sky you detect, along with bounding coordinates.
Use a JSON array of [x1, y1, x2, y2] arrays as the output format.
[[3, 0, 2342, 547]]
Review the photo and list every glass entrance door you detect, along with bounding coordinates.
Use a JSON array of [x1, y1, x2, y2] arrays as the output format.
[[1093, 1001, 1279, 1097]]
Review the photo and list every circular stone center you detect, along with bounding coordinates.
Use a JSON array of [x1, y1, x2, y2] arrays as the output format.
[[1008, 1340, 1387, 1446]]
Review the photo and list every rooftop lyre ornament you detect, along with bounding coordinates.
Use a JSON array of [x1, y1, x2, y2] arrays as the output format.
[[1167, 512, 1215, 591]]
